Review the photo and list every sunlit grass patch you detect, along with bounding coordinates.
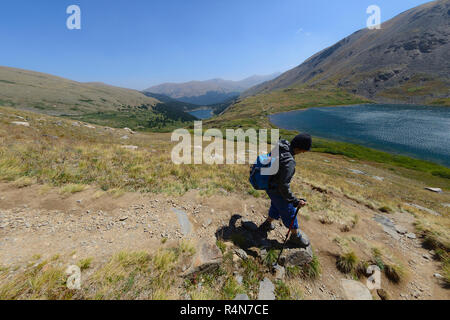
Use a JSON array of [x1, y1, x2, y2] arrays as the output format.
[[0, 260, 72, 300], [336, 251, 358, 274], [12, 176, 36, 188], [384, 263, 406, 284], [60, 184, 86, 194], [77, 258, 93, 271], [222, 276, 245, 300], [275, 280, 291, 300]]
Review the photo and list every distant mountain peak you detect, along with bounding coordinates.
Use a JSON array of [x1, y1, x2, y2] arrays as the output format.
[[144, 73, 281, 105]]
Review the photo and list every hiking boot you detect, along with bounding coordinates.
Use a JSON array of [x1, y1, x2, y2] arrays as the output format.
[[288, 230, 310, 249], [259, 219, 276, 232]]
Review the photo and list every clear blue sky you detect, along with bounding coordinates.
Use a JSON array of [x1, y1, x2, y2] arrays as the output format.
[[0, 0, 429, 90]]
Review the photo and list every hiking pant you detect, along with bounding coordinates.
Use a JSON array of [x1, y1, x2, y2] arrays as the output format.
[[267, 190, 299, 229]]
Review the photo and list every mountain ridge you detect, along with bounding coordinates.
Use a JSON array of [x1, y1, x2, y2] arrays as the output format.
[[242, 0, 450, 106], [144, 73, 281, 105]]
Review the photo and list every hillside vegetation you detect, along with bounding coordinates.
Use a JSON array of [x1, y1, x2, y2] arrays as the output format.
[[207, 83, 371, 129], [0, 66, 159, 115]]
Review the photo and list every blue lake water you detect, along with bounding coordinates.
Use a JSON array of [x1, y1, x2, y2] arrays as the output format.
[[189, 109, 213, 120], [269, 104, 450, 167]]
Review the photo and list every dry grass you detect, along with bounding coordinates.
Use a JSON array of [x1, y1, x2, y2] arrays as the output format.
[[0, 107, 251, 197], [336, 251, 359, 274], [0, 260, 73, 300], [0, 241, 197, 300]]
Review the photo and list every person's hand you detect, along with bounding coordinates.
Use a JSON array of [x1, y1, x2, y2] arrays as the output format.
[[298, 199, 307, 208]]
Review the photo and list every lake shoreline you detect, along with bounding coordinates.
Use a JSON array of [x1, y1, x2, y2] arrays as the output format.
[[268, 102, 447, 117], [269, 103, 450, 169]]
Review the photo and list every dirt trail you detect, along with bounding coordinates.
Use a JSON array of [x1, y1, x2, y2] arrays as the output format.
[[0, 182, 448, 300]]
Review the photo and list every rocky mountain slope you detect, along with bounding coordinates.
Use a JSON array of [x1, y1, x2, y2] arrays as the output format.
[[145, 73, 281, 105], [243, 0, 450, 106]]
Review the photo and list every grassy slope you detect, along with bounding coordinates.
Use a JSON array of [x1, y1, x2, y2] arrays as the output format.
[[65, 104, 198, 133], [0, 66, 159, 115], [375, 73, 450, 106], [208, 84, 371, 128], [0, 66, 200, 131]]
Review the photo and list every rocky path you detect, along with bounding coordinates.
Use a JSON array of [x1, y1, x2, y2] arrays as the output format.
[[0, 182, 448, 300]]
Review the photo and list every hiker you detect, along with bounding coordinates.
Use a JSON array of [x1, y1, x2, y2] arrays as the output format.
[[259, 133, 312, 248]]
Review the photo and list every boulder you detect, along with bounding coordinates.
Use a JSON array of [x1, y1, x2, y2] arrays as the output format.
[[284, 245, 314, 267], [173, 208, 192, 237], [124, 127, 136, 134], [181, 240, 223, 278], [234, 249, 248, 260], [395, 225, 408, 235], [273, 265, 285, 280], [425, 187, 442, 193], [382, 226, 401, 240], [341, 279, 372, 300], [257, 278, 275, 300]]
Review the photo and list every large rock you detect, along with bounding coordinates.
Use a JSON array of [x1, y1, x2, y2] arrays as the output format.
[[341, 279, 372, 300], [172, 208, 192, 237], [124, 127, 136, 134], [395, 225, 408, 235], [273, 265, 285, 280], [181, 240, 223, 277], [234, 249, 248, 261], [284, 245, 314, 267], [258, 278, 276, 300]]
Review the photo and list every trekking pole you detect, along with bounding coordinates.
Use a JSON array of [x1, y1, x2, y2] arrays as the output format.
[[275, 206, 301, 267]]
